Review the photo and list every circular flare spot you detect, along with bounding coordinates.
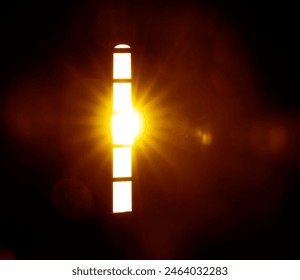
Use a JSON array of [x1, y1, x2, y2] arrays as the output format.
[[51, 179, 92, 219]]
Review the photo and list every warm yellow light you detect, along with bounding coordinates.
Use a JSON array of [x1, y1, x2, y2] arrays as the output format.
[[113, 53, 131, 79], [112, 110, 143, 145], [202, 132, 212, 145], [113, 147, 132, 178], [113, 181, 132, 213], [113, 83, 132, 112], [115, 44, 130, 49], [196, 129, 212, 145], [112, 44, 136, 214]]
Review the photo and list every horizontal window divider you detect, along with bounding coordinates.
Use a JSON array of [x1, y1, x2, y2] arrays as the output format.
[[113, 49, 131, 53], [113, 144, 133, 148], [113, 78, 131, 83], [113, 177, 132, 182]]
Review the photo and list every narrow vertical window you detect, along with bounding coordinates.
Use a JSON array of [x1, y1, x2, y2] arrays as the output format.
[[113, 147, 132, 178], [113, 53, 131, 79], [112, 44, 133, 213], [113, 181, 132, 213]]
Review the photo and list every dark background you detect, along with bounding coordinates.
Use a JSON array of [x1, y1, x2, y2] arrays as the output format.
[[0, 0, 299, 259]]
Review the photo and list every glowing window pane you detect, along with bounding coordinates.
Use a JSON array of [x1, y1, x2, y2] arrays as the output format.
[[113, 147, 132, 178], [113, 181, 132, 213], [115, 44, 130, 49], [113, 53, 131, 79], [112, 111, 141, 145], [112, 113, 133, 145], [113, 83, 132, 112]]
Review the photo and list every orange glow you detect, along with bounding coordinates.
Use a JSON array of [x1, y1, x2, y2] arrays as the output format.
[[251, 122, 287, 157], [202, 132, 212, 145], [113, 181, 132, 213], [196, 130, 212, 145]]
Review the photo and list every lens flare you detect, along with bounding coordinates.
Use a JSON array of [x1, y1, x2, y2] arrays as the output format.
[[111, 110, 143, 145]]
